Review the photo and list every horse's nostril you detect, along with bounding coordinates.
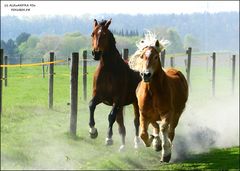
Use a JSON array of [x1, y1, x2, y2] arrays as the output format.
[[144, 72, 151, 78]]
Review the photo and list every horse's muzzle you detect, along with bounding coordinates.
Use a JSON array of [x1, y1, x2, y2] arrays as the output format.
[[141, 71, 152, 82], [92, 50, 102, 60]]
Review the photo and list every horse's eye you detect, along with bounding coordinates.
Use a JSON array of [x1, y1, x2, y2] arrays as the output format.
[[155, 56, 158, 60]]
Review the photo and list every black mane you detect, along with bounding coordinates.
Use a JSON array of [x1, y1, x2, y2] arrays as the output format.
[[99, 20, 107, 26]]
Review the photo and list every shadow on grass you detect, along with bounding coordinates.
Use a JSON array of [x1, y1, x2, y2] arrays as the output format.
[[64, 132, 84, 141], [174, 146, 240, 169]]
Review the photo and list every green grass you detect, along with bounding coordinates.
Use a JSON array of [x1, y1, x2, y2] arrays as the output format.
[[1, 64, 239, 170]]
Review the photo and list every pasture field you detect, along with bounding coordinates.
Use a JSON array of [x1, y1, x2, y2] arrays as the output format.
[[1, 60, 239, 170]]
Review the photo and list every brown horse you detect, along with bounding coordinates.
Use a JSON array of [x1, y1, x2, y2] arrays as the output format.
[[89, 19, 142, 151], [130, 33, 188, 162]]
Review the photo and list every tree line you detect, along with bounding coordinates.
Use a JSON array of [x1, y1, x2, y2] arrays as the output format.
[[1, 12, 238, 52], [1, 27, 202, 64]]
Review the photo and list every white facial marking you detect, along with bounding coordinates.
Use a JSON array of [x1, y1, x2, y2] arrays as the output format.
[[98, 29, 102, 34], [145, 49, 151, 58]]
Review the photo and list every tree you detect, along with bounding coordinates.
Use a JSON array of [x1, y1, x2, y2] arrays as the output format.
[[184, 34, 200, 52], [1, 40, 7, 50], [18, 36, 40, 59], [166, 28, 184, 54], [58, 32, 90, 57], [16, 32, 31, 46], [36, 35, 61, 58], [6, 39, 18, 57]]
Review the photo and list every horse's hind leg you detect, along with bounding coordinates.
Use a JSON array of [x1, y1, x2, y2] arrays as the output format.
[[106, 104, 120, 146], [89, 97, 100, 139], [168, 113, 180, 142], [116, 107, 126, 151], [133, 102, 140, 148]]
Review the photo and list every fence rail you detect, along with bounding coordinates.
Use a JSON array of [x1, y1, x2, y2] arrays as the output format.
[[0, 47, 238, 135]]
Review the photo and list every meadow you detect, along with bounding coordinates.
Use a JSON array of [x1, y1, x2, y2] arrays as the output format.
[[1, 55, 239, 170]]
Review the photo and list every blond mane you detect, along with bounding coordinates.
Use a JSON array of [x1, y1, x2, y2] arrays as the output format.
[[129, 31, 170, 72]]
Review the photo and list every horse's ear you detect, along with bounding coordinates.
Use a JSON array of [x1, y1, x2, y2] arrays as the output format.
[[94, 19, 98, 28], [105, 18, 112, 28], [155, 40, 160, 48], [155, 40, 164, 52]]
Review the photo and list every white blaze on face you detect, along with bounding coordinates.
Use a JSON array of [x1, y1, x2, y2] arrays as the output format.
[[145, 49, 151, 58], [98, 29, 102, 34]]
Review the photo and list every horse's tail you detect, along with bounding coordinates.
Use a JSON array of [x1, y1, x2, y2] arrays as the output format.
[[177, 71, 189, 100]]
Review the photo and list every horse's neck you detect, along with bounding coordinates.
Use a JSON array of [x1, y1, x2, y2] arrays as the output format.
[[149, 68, 166, 92], [100, 46, 121, 67]]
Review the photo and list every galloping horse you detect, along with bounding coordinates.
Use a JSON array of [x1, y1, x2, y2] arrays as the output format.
[[129, 32, 188, 162], [89, 19, 142, 151]]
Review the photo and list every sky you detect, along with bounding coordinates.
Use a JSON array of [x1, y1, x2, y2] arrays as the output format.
[[1, 1, 239, 17]]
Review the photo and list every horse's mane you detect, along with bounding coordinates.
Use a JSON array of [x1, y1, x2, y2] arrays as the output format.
[[129, 31, 170, 72], [99, 20, 116, 46], [99, 20, 107, 26]]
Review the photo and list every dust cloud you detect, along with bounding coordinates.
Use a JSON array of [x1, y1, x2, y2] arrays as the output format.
[[171, 95, 239, 161]]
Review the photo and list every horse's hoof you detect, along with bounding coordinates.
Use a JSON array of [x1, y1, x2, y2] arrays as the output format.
[[160, 154, 171, 163], [153, 144, 162, 152], [152, 137, 162, 152], [89, 128, 98, 139], [105, 138, 113, 146], [119, 145, 125, 152], [134, 136, 140, 149]]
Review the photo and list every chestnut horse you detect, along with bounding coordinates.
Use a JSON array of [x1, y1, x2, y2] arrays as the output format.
[[89, 19, 142, 151], [129, 33, 188, 162]]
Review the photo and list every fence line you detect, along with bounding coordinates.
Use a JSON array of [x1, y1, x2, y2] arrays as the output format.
[[186, 47, 192, 86], [0, 59, 65, 68], [82, 50, 88, 101], [48, 52, 54, 109], [4, 56, 8, 87], [70, 52, 79, 136], [232, 55, 236, 95], [0, 49, 3, 115], [211, 52, 216, 97]]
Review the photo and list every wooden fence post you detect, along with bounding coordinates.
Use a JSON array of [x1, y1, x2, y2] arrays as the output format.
[[48, 52, 54, 109], [161, 49, 165, 67], [4, 56, 8, 87], [170, 57, 175, 67], [231, 55, 236, 95], [122, 48, 129, 63], [211, 52, 216, 97], [0, 49, 3, 115], [70, 52, 79, 136], [42, 58, 45, 78], [20, 54, 22, 68], [186, 47, 192, 85], [83, 50, 87, 101], [67, 56, 70, 68]]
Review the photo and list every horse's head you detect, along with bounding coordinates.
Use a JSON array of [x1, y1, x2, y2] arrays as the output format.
[[91, 19, 112, 60], [140, 40, 162, 82]]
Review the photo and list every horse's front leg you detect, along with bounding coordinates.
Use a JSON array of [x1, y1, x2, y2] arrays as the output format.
[[140, 114, 154, 147], [160, 118, 172, 163], [106, 104, 120, 146], [151, 122, 162, 151], [116, 107, 126, 151], [89, 97, 100, 138], [133, 102, 140, 149]]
